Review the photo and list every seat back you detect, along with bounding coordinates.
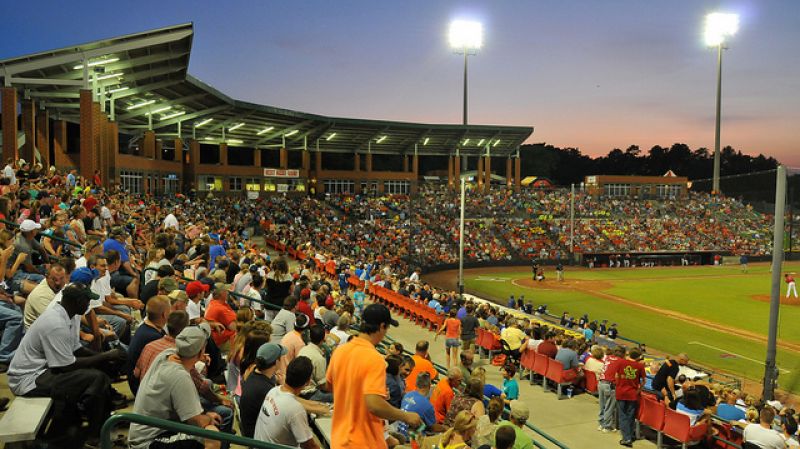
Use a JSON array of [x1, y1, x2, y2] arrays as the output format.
[[520, 349, 536, 370], [545, 358, 565, 382], [584, 370, 598, 394], [639, 396, 666, 431], [662, 408, 692, 441], [533, 352, 549, 376]]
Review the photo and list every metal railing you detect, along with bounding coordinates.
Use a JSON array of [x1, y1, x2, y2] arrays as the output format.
[[100, 412, 294, 449]]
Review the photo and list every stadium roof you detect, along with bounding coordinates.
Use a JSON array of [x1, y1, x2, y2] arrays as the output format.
[[0, 23, 533, 157]]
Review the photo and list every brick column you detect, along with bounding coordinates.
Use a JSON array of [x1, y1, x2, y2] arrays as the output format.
[[365, 153, 372, 173], [514, 157, 521, 193], [155, 140, 163, 160], [219, 143, 228, 165], [484, 156, 491, 191], [412, 153, 419, 194], [36, 110, 50, 167], [92, 102, 101, 177], [279, 148, 288, 169], [447, 155, 454, 188], [506, 157, 513, 189], [315, 150, 322, 173], [174, 139, 183, 163], [98, 113, 107, 183], [1, 87, 17, 162], [142, 130, 156, 159], [108, 121, 119, 188], [403, 155, 409, 172], [354, 153, 360, 172], [301, 150, 310, 174], [53, 119, 67, 158], [477, 156, 484, 191], [79, 89, 96, 177], [21, 99, 35, 163], [184, 139, 200, 191], [253, 148, 261, 167]]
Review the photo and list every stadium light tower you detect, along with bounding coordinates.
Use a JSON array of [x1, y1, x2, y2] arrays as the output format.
[[449, 20, 483, 126], [704, 12, 739, 194], [449, 19, 482, 296]]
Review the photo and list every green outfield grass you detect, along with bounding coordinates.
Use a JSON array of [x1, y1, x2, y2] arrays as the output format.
[[464, 261, 800, 393]]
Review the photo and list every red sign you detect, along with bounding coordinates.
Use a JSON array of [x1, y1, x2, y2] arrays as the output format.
[[263, 168, 299, 178]]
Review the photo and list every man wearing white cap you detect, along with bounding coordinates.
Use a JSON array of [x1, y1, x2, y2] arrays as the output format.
[[10, 220, 46, 294], [129, 323, 222, 449]]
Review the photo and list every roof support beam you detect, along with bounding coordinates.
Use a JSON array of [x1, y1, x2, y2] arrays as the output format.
[[8, 77, 84, 86]]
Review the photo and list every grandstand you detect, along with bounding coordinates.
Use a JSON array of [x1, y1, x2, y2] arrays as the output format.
[[0, 21, 793, 449]]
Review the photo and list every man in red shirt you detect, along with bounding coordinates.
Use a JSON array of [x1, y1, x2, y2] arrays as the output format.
[[204, 284, 236, 349], [597, 345, 624, 432], [786, 274, 797, 298], [430, 367, 464, 423], [297, 288, 317, 326], [611, 348, 645, 448], [536, 332, 558, 359]]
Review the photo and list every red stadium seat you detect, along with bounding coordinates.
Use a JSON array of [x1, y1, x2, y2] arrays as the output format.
[[662, 408, 708, 449], [584, 369, 598, 395], [636, 396, 665, 445], [520, 349, 536, 384], [532, 352, 549, 387], [544, 359, 573, 399]]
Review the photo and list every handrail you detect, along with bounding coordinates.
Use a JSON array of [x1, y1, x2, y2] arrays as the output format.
[[0, 218, 82, 248], [100, 412, 294, 449], [381, 334, 570, 449]]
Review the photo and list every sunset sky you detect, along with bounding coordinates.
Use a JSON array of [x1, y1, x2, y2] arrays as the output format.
[[2, 1, 798, 165]]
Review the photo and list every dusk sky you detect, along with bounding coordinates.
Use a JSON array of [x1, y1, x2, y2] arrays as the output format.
[[2, 1, 798, 165]]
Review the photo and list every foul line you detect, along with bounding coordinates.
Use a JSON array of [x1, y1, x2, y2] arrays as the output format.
[[688, 341, 790, 374]]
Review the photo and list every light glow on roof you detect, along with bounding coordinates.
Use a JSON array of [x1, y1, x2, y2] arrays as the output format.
[[285, 130, 299, 137], [127, 99, 155, 110], [326, 132, 337, 141], [161, 111, 186, 120], [257, 126, 274, 135], [145, 106, 171, 116], [95, 72, 124, 81], [377, 135, 387, 143], [108, 86, 129, 94], [493, 139, 500, 147], [228, 122, 246, 132], [73, 57, 119, 70], [477, 139, 485, 146], [195, 118, 213, 127], [423, 137, 430, 145], [227, 139, 243, 144]]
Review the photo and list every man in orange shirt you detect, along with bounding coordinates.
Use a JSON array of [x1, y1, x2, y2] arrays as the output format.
[[326, 303, 421, 449], [204, 284, 236, 350], [430, 367, 464, 424], [404, 340, 439, 392]]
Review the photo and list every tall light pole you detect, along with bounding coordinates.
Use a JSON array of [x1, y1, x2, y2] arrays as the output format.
[[449, 19, 482, 296], [704, 12, 739, 194]]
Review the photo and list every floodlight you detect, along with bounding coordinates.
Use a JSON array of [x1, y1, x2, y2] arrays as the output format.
[[195, 118, 213, 128], [423, 137, 430, 145], [108, 86, 129, 94], [704, 13, 739, 46], [257, 126, 274, 135], [161, 111, 186, 120], [463, 138, 470, 145], [449, 20, 483, 50], [326, 132, 337, 141], [477, 139, 485, 146], [493, 140, 500, 147], [377, 135, 387, 143], [228, 122, 245, 132], [127, 99, 155, 110], [285, 130, 299, 137], [227, 139, 243, 144], [73, 57, 119, 70]]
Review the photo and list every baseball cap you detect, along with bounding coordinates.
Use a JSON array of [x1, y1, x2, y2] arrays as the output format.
[[211, 270, 227, 283], [301, 288, 311, 299], [186, 280, 210, 297], [62, 282, 100, 302], [19, 219, 41, 232], [510, 400, 530, 421], [158, 277, 179, 293], [362, 303, 398, 328], [168, 289, 189, 303], [176, 323, 211, 358], [70, 267, 99, 284], [256, 343, 287, 365]]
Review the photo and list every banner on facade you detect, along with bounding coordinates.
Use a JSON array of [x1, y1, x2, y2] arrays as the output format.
[[246, 190, 259, 200], [263, 168, 299, 178]]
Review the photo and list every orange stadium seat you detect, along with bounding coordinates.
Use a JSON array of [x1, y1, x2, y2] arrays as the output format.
[[661, 408, 708, 449]]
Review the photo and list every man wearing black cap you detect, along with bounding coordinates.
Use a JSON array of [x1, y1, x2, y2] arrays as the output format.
[[326, 303, 421, 449], [7, 283, 127, 445]]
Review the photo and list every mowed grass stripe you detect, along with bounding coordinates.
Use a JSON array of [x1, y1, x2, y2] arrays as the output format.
[[465, 276, 800, 393]]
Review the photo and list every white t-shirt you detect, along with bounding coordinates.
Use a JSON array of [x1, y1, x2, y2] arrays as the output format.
[[743, 423, 786, 449], [163, 213, 179, 230], [245, 288, 263, 311], [253, 387, 314, 447], [75, 257, 87, 268], [187, 299, 203, 321]]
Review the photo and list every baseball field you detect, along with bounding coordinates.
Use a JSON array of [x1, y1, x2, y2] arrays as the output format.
[[428, 261, 800, 395]]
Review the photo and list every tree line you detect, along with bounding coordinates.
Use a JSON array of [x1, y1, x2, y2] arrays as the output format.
[[519, 143, 779, 186]]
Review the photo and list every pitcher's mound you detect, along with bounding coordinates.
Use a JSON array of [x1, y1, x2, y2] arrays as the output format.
[[752, 294, 800, 306]]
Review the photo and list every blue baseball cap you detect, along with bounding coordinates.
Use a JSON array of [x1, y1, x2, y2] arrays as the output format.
[[70, 267, 99, 284]]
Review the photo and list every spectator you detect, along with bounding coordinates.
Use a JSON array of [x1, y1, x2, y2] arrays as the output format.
[[127, 295, 170, 393], [496, 400, 533, 449], [254, 356, 320, 449], [103, 227, 139, 298], [298, 324, 333, 402], [436, 309, 462, 369], [474, 397, 507, 448], [431, 367, 465, 424], [501, 364, 520, 402], [128, 324, 222, 449], [326, 303, 422, 449], [405, 340, 439, 392], [439, 410, 479, 449], [277, 313, 310, 381], [461, 304, 480, 352], [205, 284, 237, 350], [271, 296, 298, 343], [239, 342, 286, 438], [651, 353, 689, 405], [398, 372, 444, 438], [611, 347, 645, 448], [23, 264, 66, 329], [445, 377, 486, 427], [8, 283, 127, 446], [500, 320, 527, 361], [134, 310, 190, 380], [743, 407, 785, 449], [598, 346, 624, 432]]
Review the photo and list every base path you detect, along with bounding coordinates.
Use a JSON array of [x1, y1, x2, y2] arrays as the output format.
[[426, 267, 800, 354]]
